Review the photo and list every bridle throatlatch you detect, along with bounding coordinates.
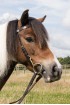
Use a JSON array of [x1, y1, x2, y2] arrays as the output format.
[[10, 25, 45, 104]]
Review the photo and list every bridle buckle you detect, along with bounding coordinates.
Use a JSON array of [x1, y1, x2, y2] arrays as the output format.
[[33, 63, 43, 75]]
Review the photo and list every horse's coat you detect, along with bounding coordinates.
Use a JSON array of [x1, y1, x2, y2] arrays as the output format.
[[0, 23, 8, 76]]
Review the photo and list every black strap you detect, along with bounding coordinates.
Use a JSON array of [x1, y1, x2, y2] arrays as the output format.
[[17, 33, 33, 67]]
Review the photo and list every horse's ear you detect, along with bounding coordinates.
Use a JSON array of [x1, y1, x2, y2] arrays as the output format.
[[20, 9, 29, 26], [37, 15, 47, 22]]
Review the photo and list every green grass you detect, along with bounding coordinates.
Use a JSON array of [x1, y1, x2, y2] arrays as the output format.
[[25, 92, 70, 104], [0, 69, 70, 104]]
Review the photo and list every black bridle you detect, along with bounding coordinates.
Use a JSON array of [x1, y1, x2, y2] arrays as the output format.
[[10, 25, 45, 104]]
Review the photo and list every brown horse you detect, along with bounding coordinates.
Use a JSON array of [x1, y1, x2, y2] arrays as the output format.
[[0, 10, 62, 91]]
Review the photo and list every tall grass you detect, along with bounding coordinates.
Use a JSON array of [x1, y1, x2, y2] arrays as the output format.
[[0, 69, 70, 104]]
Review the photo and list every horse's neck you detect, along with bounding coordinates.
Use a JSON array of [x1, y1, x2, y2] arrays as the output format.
[[0, 23, 8, 76]]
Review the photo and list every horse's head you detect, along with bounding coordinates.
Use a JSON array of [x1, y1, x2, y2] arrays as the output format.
[[16, 10, 62, 83]]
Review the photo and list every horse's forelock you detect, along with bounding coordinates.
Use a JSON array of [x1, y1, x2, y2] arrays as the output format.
[[30, 19, 49, 48]]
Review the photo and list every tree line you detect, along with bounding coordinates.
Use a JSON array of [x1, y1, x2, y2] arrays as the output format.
[[58, 56, 70, 65]]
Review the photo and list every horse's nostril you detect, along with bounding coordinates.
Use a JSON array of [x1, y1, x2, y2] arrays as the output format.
[[52, 65, 56, 72], [52, 64, 62, 78], [52, 66, 59, 77]]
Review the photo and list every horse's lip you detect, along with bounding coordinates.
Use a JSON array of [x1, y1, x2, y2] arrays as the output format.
[[42, 69, 61, 83], [42, 70, 51, 83], [47, 75, 61, 83], [44, 76, 51, 83], [44, 76, 61, 83]]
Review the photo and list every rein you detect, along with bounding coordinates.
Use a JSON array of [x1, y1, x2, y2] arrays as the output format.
[[9, 25, 44, 104]]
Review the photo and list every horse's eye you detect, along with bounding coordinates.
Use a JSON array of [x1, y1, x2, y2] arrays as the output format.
[[25, 37, 34, 42]]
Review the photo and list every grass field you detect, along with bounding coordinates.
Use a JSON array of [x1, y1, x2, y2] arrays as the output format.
[[0, 68, 70, 104]]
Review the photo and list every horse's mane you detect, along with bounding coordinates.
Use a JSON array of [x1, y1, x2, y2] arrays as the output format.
[[7, 20, 18, 58]]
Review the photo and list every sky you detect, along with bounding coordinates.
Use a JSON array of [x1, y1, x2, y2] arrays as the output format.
[[0, 0, 70, 57]]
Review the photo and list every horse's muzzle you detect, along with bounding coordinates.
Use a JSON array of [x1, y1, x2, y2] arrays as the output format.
[[42, 65, 62, 83]]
